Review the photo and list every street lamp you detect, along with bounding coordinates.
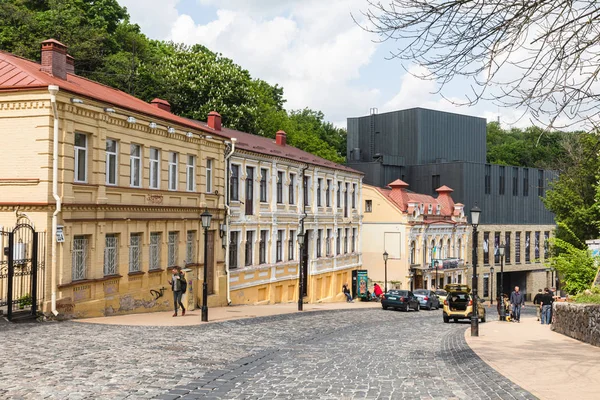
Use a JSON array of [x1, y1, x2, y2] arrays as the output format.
[[470, 205, 481, 337], [499, 243, 505, 321], [383, 251, 389, 292], [200, 208, 212, 322], [434, 260, 439, 290], [297, 227, 305, 311], [489, 265, 494, 306]]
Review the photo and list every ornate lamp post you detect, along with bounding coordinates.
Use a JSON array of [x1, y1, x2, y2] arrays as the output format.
[[490, 265, 494, 305], [383, 251, 389, 292], [499, 243, 505, 321], [297, 227, 305, 311], [200, 208, 212, 322], [470, 205, 481, 337], [434, 260, 439, 290]]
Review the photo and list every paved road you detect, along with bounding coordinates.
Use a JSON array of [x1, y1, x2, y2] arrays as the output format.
[[0, 307, 535, 399]]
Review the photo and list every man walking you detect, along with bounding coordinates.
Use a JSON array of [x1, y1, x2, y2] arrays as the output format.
[[510, 286, 525, 323], [540, 288, 553, 325], [533, 289, 543, 321]]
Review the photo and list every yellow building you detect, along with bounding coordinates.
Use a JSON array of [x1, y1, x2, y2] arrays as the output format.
[[204, 127, 364, 304], [362, 180, 470, 291], [0, 40, 230, 318]]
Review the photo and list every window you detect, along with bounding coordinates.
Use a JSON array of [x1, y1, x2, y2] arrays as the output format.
[[260, 168, 268, 202], [72, 235, 88, 280], [544, 231, 550, 259], [277, 171, 283, 204], [186, 231, 196, 264], [288, 230, 295, 260], [74, 133, 87, 183], [149, 148, 160, 189], [352, 228, 356, 253], [129, 233, 142, 273], [483, 232, 490, 264], [494, 232, 500, 264], [352, 183, 356, 209], [229, 231, 239, 269], [336, 228, 341, 255], [130, 144, 142, 187], [515, 232, 521, 263], [523, 168, 529, 196], [104, 234, 118, 276], [245, 166, 254, 215], [326, 229, 332, 256], [505, 232, 511, 263], [484, 164, 491, 195], [337, 181, 341, 208], [326, 179, 331, 207], [149, 232, 161, 270], [365, 200, 373, 212], [303, 176, 310, 207], [457, 239, 462, 259], [317, 178, 322, 207], [512, 167, 519, 196], [317, 229, 322, 258], [535, 231, 540, 260], [525, 232, 531, 262], [483, 274, 489, 297], [259, 230, 268, 264], [344, 183, 349, 217], [230, 164, 239, 201], [499, 166, 505, 195], [245, 231, 253, 266], [344, 228, 349, 254], [289, 173, 295, 204], [206, 159, 213, 193], [432, 175, 440, 192], [105, 139, 117, 185], [168, 152, 178, 191], [186, 155, 196, 192], [276, 230, 283, 262], [168, 231, 178, 267], [538, 170, 544, 196]]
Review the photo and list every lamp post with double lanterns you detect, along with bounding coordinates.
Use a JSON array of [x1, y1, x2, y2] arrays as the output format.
[[383, 251, 389, 292], [470, 205, 481, 337], [499, 243, 506, 321], [297, 227, 305, 311], [200, 208, 212, 322]]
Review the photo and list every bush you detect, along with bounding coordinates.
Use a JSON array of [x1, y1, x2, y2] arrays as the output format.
[[573, 287, 600, 304]]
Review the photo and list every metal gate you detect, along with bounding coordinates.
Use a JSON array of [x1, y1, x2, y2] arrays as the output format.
[[0, 223, 46, 321]]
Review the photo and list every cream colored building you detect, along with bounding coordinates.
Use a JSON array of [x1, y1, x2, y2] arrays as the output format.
[[362, 180, 470, 291], [0, 40, 230, 318]]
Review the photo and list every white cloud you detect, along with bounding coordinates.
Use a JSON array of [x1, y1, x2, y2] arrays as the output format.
[[119, 0, 181, 39]]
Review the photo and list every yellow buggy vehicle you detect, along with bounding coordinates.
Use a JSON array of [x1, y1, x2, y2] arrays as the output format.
[[442, 284, 486, 323]]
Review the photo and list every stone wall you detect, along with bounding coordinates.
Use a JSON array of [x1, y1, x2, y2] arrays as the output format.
[[552, 303, 600, 347]]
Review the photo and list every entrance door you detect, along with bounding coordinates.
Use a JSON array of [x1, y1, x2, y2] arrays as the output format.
[[206, 230, 215, 295], [245, 167, 254, 215], [301, 230, 309, 296]]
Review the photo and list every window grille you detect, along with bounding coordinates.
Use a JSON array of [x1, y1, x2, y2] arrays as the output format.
[[72, 236, 88, 280], [186, 231, 196, 264], [104, 234, 118, 276], [150, 232, 161, 270], [129, 234, 142, 272], [168, 232, 178, 267]]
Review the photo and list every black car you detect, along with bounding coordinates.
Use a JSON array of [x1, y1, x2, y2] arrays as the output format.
[[381, 290, 420, 311]]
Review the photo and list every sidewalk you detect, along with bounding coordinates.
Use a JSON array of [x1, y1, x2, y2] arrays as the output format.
[[465, 316, 600, 400], [75, 300, 381, 327]]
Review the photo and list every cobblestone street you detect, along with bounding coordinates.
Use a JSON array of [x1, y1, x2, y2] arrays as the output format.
[[0, 308, 535, 399]]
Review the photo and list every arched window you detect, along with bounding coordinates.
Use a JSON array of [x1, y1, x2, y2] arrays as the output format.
[[410, 241, 416, 264]]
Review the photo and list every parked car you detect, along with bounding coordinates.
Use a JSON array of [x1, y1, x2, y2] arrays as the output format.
[[435, 289, 448, 305], [382, 290, 420, 311], [442, 285, 486, 323], [413, 289, 440, 310]]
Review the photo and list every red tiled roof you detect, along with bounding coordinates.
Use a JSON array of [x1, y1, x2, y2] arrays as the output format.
[[0, 50, 225, 138]]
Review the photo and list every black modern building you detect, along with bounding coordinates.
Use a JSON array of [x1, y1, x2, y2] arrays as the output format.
[[347, 108, 556, 225]]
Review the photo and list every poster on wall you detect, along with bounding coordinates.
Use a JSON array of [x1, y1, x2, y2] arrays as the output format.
[[356, 270, 368, 298]]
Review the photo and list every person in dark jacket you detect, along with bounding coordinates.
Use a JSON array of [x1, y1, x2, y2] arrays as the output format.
[[533, 289, 543, 321], [510, 286, 525, 322], [168, 266, 186, 317], [540, 288, 554, 325], [342, 283, 353, 302]]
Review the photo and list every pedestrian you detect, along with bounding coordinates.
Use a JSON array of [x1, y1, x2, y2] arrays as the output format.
[[342, 283, 353, 303], [540, 288, 554, 325], [509, 286, 525, 323], [373, 282, 383, 300], [533, 289, 543, 321], [168, 266, 186, 317]]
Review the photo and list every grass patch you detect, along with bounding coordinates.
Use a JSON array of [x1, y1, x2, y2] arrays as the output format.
[[572, 287, 600, 304]]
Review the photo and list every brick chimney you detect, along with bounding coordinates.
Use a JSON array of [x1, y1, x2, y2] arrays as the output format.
[[40, 39, 68, 80], [150, 98, 171, 113], [66, 54, 75, 74], [387, 179, 410, 211], [275, 130, 287, 146], [435, 185, 455, 215], [207, 111, 221, 131]]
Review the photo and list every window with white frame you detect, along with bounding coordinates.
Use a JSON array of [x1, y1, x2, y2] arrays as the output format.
[[303, 176, 310, 207], [230, 231, 239, 268], [276, 230, 283, 262], [105, 139, 118, 185], [336, 228, 341, 255], [168, 231, 178, 267], [326, 229, 332, 256], [206, 158, 213, 193], [72, 235, 88, 280], [129, 233, 142, 272], [259, 230, 268, 264], [104, 234, 118, 276], [288, 229, 295, 260], [316, 229, 322, 258], [186, 155, 196, 192], [149, 232, 161, 270], [245, 230, 253, 266], [337, 182, 341, 208], [168, 152, 178, 191], [230, 164, 239, 201], [317, 178, 322, 207], [352, 228, 356, 253], [326, 179, 331, 207], [277, 171, 284, 204], [289, 173, 295, 204], [130, 144, 142, 187], [352, 183, 356, 209], [260, 168, 268, 202], [74, 133, 87, 183], [149, 148, 160, 189], [186, 230, 196, 264], [344, 228, 349, 254]]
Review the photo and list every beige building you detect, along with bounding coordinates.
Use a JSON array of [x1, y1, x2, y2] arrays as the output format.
[[362, 180, 469, 291], [0, 40, 230, 318]]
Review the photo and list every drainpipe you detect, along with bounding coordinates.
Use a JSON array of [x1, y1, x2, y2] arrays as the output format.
[[224, 138, 236, 305], [48, 85, 60, 316]]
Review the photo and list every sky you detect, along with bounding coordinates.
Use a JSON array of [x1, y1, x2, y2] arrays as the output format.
[[119, 0, 523, 129]]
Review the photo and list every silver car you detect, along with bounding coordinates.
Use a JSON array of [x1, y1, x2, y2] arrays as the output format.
[[413, 289, 440, 310]]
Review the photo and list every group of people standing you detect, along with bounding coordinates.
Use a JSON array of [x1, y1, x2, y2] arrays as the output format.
[[497, 285, 556, 324], [533, 287, 555, 325]]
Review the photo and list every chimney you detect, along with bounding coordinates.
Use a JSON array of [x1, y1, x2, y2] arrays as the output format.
[[387, 179, 410, 211], [150, 98, 171, 113], [207, 111, 221, 131], [66, 54, 75, 74], [40, 39, 68, 80], [275, 130, 287, 146]]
